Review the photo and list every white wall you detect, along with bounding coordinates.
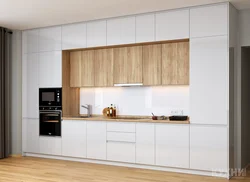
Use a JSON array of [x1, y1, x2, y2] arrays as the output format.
[[80, 86, 189, 116], [10, 30, 22, 154]]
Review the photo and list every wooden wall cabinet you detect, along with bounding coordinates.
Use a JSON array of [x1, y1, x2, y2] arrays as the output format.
[[70, 51, 81, 87], [94, 48, 114, 87], [114, 46, 142, 84], [143, 44, 162, 85], [162, 42, 189, 85]]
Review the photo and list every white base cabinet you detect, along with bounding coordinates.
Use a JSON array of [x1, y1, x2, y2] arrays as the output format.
[[107, 141, 135, 163], [62, 120, 87, 158], [26, 118, 39, 153], [39, 137, 62, 156], [156, 124, 189, 168], [190, 126, 228, 172], [136, 123, 155, 165], [86, 122, 106, 160]]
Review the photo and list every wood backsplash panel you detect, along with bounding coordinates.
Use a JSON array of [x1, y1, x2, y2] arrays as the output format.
[[62, 51, 80, 117]]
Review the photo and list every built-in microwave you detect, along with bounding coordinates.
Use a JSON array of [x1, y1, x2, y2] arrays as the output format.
[[39, 88, 62, 108]]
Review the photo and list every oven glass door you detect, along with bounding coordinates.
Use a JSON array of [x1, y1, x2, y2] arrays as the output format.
[[40, 111, 61, 136], [39, 88, 62, 107]]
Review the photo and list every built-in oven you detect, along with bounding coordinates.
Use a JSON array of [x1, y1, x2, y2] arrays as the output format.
[[39, 110, 61, 136], [39, 88, 62, 108]]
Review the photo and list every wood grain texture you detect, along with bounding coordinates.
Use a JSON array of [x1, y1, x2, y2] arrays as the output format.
[[81, 50, 95, 86], [114, 46, 142, 84], [0, 157, 249, 182], [94, 48, 114, 87], [62, 51, 80, 117], [162, 42, 189, 85], [70, 51, 81, 87], [143, 44, 162, 85]]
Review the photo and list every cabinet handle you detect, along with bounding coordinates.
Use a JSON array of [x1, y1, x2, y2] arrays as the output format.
[[106, 140, 135, 144]]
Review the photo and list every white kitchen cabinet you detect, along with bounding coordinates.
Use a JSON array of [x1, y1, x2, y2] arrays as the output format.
[[39, 136, 62, 156], [156, 124, 189, 168], [107, 16, 135, 45], [22, 29, 39, 54], [62, 120, 87, 158], [190, 4, 228, 38], [156, 9, 189, 41], [39, 26, 62, 52], [87, 20, 106, 47], [39, 51, 62, 88], [26, 119, 39, 153], [62, 23, 87, 50], [190, 36, 228, 125], [24, 53, 39, 118], [136, 123, 155, 165], [86, 121, 106, 160], [136, 14, 155, 43], [190, 126, 228, 172], [107, 141, 135, 163], [107, 122, 135, 132]]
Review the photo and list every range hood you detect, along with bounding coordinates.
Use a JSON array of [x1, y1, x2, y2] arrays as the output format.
[[114, 83, 143, 87]]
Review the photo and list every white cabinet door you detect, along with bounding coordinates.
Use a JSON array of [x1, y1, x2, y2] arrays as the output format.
[[190, 4, 228, 38], [156, 9, 189, 41], [136, 14, 155, 43], [107, 141, 135, 163], [39, 26, 62, 52], [62, 23, 87, 50], [39, 137, 62, 156], [26, 119, 39, 153], [190, 36, 228, 125], [62, 120, 87, 158], [107, 16, 135, 45], [156, 124, 189, 168], [190, 126, 228, 172], [25, 53, 39, 118], [39, 51, 62, 88], [136, 123, 155, 165], [87, 20, 106, 47], [86, 121, 106, 160], [22, 30, 39, 54]]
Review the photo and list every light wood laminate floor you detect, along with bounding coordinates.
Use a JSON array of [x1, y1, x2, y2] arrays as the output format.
[[0, 157, 249, 182]]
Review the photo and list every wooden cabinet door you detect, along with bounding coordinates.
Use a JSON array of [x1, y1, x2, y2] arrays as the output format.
[[162, 42, 189, 85], [114, 46, 142, 84], [81, 50, 95, 87], [143, 44, 162, 85], [70, 51, 81, 87], [94, 48, 113, 87]]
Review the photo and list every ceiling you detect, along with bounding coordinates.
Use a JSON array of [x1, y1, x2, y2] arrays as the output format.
[[0, 0, 250, 30]]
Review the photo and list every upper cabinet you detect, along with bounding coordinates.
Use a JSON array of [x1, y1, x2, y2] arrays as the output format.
[[94, 48, 114, 87], [87, 20, 107, 47], [39, 51, 62, 88], [70, 50, 95, 87], [136, 14, 155, 43], [114, 46, 142, 84], [143, 44, 162, 85], [22, 30, 39, 54], [62, 23, 87, 50], [162, 42, 189, 85], [156, 9, 189, 41], [107, 16, 136, 46], [190, 4, 228, 38], [39, 26, 62, 52]]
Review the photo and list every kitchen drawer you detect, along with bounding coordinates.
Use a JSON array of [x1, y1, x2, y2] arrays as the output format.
[[107, 122, 135, 133], [107, 132, 135, 143], [107, 141, 135, 163]]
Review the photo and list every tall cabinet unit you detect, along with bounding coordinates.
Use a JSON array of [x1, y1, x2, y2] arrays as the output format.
[[189, 3, 230, 174]]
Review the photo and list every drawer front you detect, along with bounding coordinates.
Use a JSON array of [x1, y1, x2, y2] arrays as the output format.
[[107, 122, 135, 132], [107, 141, 136, 163], [107, 132, 135, 143]]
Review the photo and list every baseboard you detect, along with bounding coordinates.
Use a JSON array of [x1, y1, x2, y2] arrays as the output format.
[[9, 154, 22, 158], [24, 152, 229, 178]]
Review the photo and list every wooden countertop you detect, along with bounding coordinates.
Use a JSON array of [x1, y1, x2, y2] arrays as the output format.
[[62, 115, 190, 124]]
